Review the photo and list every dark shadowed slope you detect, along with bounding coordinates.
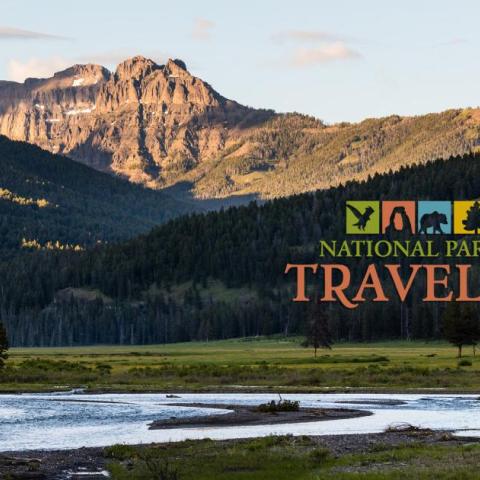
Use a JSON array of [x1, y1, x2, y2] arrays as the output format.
[[0, 135, 197, 256]]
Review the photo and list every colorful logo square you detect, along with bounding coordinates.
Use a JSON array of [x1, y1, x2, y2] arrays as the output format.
[[454, 201, 480, 234], [382, 201, 416, 234], [346, 201, 380, 234], [418, 201, 451, 234]]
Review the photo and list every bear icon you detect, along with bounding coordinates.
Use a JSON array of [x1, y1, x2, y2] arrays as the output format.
[[419, 211, 448, 234]]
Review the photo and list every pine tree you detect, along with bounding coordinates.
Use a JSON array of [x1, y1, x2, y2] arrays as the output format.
[[463, 201, 480, 234], [443, 303, 480, 358], [0, 322, 8, 368], [305, 300, 332, 357]]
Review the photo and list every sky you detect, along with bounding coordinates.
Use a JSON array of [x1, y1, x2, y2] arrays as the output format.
[[0, 0, 479, 123]]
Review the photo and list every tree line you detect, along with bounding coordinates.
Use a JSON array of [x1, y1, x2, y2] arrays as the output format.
[[3, 152, 480, 345]]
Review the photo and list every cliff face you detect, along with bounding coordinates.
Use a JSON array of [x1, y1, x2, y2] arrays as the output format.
[[1, 55, 480, 200], [0, 56, 264, 187]]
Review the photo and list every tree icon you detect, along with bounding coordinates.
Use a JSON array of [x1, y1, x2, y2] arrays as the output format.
[[462, 201, 480, 234]]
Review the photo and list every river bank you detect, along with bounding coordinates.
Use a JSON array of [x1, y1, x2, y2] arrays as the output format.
[[2, 429, 478, 479]]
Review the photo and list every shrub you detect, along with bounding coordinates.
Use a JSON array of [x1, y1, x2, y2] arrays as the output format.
[[96, 363, 112, 375], [309, 447, 330, 463], [104, 444, 138, 460], [256, 399, 300, 413], [246, 435, 284, 451], [106, 445, 181, 479]]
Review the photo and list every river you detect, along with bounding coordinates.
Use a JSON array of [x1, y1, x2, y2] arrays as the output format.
[[1, 392, 480, 451]]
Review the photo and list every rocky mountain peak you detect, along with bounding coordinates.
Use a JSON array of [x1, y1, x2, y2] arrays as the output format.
[[165, 58, 188, 76], [56, 63, 108, 78], [0, 54, 256, 188], [48, 64, 111, 88], [115, 55, 160, 80], [13, 64, 109, 92]]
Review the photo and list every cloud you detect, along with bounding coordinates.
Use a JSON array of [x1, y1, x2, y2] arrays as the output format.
[[272, 30, 348, 44], [0, 26, 68, 40], [7, 57, 71, 82], [270, 28, 361, 68], [192, 18, 215, 40], [291, 42, 361, 67], [434, 37, 467, 47]]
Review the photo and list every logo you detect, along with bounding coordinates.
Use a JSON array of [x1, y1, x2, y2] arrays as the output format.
[[454, 201, 480, 234], [382, 201, 416, 234], [345, 201, 380, 234], [418, 201, 451, 234], [344, 201, 480, 235], [286, 199, 480, 308]]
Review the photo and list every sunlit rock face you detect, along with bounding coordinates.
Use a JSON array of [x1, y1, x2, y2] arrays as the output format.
[[0, 56, 256, 187]]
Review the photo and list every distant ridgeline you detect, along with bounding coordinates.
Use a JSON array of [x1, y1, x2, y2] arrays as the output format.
[[3, 152, 480, 346], [0, 136, 196, 258]]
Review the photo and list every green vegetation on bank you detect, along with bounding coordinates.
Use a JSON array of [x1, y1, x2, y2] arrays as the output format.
[[3, 339, 480, 393], [104, 435, 480, 480]]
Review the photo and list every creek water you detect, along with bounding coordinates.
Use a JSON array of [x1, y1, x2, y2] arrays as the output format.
[[1, 392, 479, 451]]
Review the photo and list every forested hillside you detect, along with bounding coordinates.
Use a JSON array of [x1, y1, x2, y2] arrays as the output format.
[[193, 109, 480, 199], [0, 136, 196, 257], [2, 152, 480, 346]]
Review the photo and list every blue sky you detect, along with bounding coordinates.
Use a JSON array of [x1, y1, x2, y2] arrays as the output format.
[[0, 0, 478, 122]]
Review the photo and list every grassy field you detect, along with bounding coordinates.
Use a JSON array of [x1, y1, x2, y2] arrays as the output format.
[[104, 435, 480, 480], [2, 337, 480, 393]]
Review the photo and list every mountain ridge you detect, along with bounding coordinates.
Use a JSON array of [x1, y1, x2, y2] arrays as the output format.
[[0, 56, 270, 189], [1, 55, 479, 201]]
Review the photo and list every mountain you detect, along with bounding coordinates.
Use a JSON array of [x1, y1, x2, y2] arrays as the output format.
[[3, 151, 480, 346], [0, 135, 195, 257], [0, 56, 271, 191], [1, 56, 479, 202]]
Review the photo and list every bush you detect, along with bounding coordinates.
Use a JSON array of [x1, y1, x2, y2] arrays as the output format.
[[309, 447, 330, 463], [458, 359, 473, 367], [108, 450, 180, 480], [104, 444, 137, 460], [256, 399, 300, 413], [19, 358, 91, 372], [96, 363, 112, 375], [246, 435, 293, 451]]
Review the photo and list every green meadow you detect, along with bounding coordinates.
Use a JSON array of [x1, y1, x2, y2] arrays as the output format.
[[2, 338, 480, 393], [105, 436, 480, 480]]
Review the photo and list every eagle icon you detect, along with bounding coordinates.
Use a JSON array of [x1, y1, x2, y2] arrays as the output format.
[[347, 204, 375, 231]]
